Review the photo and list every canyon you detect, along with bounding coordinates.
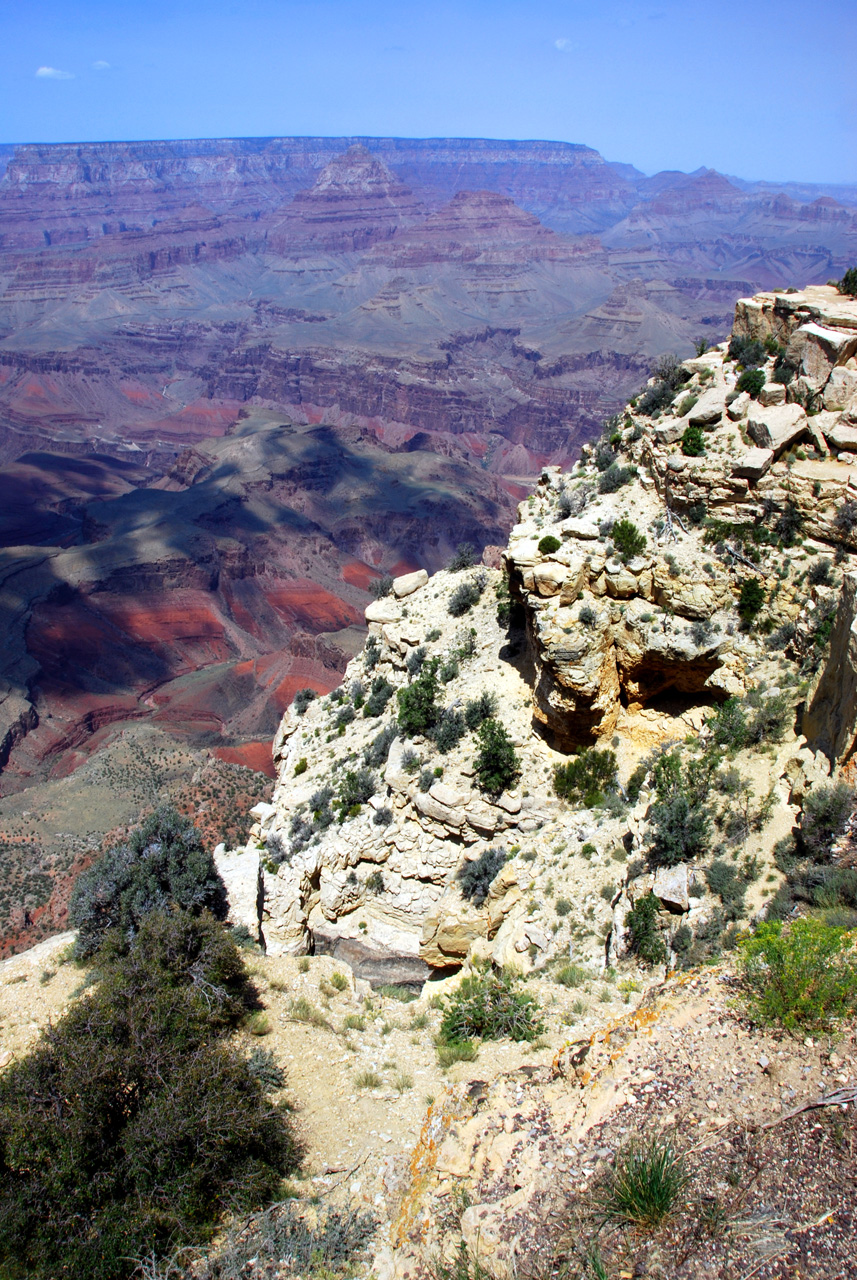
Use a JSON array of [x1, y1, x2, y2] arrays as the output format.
[[0, 133, 855, 950]]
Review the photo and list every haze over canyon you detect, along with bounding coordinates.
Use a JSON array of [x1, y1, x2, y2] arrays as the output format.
[[0, 132, 855, 950]]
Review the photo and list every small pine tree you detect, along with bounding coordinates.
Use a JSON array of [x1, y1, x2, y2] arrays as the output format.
[[473, 719, 519, 796]]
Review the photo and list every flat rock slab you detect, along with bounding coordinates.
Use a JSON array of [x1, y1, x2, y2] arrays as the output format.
[[654, 418, 684, 445], [393, 569, 428, 598], [732, 447, 774, 480], [747, 402, 807, 453], [365, 597, 402, 624], [688, 390, 725, 426], [827, 422, 857, 452]]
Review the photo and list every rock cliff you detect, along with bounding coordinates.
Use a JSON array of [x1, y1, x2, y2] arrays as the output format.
[[220, 283, 857, 999]]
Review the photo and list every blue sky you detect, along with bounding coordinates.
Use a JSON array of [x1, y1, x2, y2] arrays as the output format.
[[2, 0, 855, 183]]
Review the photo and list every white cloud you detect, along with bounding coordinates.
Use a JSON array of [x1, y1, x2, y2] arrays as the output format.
[[92, 60, 110, 70], [553, 37, 574, 52], [35, 65, 74, 79]]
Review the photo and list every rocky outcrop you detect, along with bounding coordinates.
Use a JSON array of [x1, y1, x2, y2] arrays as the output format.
[[803, 571, 857, 765], [504, 475, 744, 743]]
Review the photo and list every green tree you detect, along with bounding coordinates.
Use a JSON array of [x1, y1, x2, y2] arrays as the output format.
[[69, 805, 226, 958], [396, 659, 441, 735], [473, 719, 519, 796], [0, 912, 301, 1280], [553, 748, 618, 807], [681, 424, 705, 456], [611, 519, 646, 563]]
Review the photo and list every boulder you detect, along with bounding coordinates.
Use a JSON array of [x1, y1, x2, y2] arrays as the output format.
[[249, 801, 277, 825], [421, 905, 484, 967], [214, 849, 263, 940], [414, 790, 466, 828], [532, 561, 567, 596], [758, 382, 786, 407], [785, 322, 857, 389], [654, 418, 684, 445], [392, 569, 428, 598], [688, 390, 725, 426], [727, 391, 750, 420], [824, 366, 857, 412], [732, 447, 774, 481], [561, 516, 601, 540], [746, 402, 808, 453], [827, 422, 857, 453], [365, 597, 402, 624], [652, 863, 690, 912], [429, 781, 469, 808]]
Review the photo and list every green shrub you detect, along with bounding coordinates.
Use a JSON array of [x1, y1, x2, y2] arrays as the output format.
[[448, 542, 476, 571], [336, 768, 377, 818], [355, 1069, 382, 1089], [611, 518, 646, 562], [377, 984, 417, 1003], [774, 499, 803, 548], [729, 335, 766, 369], [555, 963, 588, 988], [709, 697, 747, 750], [368, 574, 394, 599], [365, 870, 384, 895], [464, 690, 497, 731], [738, 578, 765, 626], [335, 704, 355, 729], [837, 267, 857, 298], [598, 463, 636, 494], [597, 1136, 688, 1227], [555, 896, 572, 916], [433, 707, 467, 754], [636, 354, 689, 418], [439, 973, 544, 1044], [745, 685, 792, 744], [705, 859, 747, 917], [681, 424, 705, 456], [626, 894, 666, 965], [473, 719, 519, 796], [538, 534, 561, 556], [553, 748, 617, 808], [406, 644, 427, 677], [738, 918, 857, 1031], [363, 634, 380, 670], [773, 358, 795, 385], [677, 393, 699, 417], [68, 806, 226, 959], [187, 1202, 376, 1280], [363, 724, 397, 768], [736, 368, 766, 397], [648, 794, 710, 867], [448, 578, 483, 617], [292, 688, 317, 715], [0, 912, 300, 1280], [397, 661, 440, 734], [294, 757, 308, 776], [799, 782, 855, 861], [808, 557, 833, 587], [578, 603, 598, 628], [364, 675, 394, 718], [247, 1046, 286, 1090], [435, 1039, 479, 1069], [457, 847, 507, 906]]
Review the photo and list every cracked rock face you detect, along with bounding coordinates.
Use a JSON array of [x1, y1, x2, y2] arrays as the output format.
[[505, 482, 743, 744]]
